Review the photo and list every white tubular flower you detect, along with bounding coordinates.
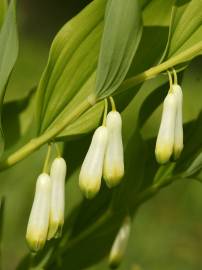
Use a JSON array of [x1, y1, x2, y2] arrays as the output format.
[[103, 111, 124, 187], [79, 126, 108, 199], [173, 84, 183, 160], [47, 157, 67, 240], [26, 173, 51, 252], [109, 217, 131, 268], [155, 92, 178, 164]]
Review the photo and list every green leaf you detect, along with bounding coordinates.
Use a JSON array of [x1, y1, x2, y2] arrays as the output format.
[[0, 0, 7, 28], [143, 0, 174, 27], [163, 0, 202, 61], [35, 0, 107, 134], [181, 56, 202, 122], [35, 0, 173, 142], [0, 0, 18, 156], [57, 17, 170, 140], [95, 0, 142, 99]]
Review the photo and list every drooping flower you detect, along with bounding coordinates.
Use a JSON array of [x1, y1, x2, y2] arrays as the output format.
[[103, 111, 124, 187], [79, 126, 108, 199], [109, 216, 131, 268], [155, 91, 178, 164], [26, 173, 51, 252], [47, 157, 66, 240], [173, 84, 183, 160]]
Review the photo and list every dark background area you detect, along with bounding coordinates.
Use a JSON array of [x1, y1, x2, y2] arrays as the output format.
[[19, 0, 93, 42]]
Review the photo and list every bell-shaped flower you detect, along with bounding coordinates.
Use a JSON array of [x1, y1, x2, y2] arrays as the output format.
[[155, 92, 178, 164], [79, 126, 108, 199], [103, 111, 124, 187], [26, 173, 51, 252], [109, 216, 131, 268], [173, 84, 183, 160], [47, 157, 66, 240]]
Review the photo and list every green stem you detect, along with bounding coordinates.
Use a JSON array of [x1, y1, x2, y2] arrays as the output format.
[[119, 41, 202, 93], [54, 143, 61, 157], [109, 96, 116, 111], [0, 42, 202, 171], [42, 144, 52, 173], [167, 70, 173, 92], [102, 98, 108, 126], [172, 68, 178, 84]]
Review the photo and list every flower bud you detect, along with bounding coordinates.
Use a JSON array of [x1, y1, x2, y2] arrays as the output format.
[[79, 126, 108, 199], [47, 157, 66, 240], [109, 216, 131, 268], [173, 84, 183, 160], [155, 92, 177, 164], [26, 173, 51, 252], [103, 111, 124, 187]]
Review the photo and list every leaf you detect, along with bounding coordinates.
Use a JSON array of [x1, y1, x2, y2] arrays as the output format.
[[35, 0, 143, 138], [162, 0, 202, 61], [35, 0, 176, 142], [95, 0, 142, 99], [35, 0, 107, 134], [181, 56, 202, 122], [143, 0, 174, 27], [57, 24, 170, 140], [0, 0, 7, 28], [110, 0, 173, 98], [0, 0, 18, 156]]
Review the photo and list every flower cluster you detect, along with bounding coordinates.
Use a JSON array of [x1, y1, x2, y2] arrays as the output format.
[[25, 70, 184, 255], [155, 81, 183, 164], [79, 103, 124, 199], [26, 157, 66, 252]]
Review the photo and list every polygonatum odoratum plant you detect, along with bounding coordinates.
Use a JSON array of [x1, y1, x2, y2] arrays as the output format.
[[0, 0, 202, 269]]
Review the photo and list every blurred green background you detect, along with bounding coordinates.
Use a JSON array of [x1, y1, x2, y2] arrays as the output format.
[[0, 1, 202, 270]]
